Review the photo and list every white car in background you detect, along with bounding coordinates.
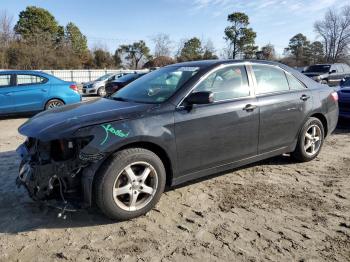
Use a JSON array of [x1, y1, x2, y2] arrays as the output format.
[[82, 73, 126, 97]]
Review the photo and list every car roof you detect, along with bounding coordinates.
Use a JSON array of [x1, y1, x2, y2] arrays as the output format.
[[0, 70, 49, 76], [166, 59, 289, 69]]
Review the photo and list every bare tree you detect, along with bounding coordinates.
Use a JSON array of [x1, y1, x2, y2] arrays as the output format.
[[314, 6, 350, 63], [0, 10, 14, 46], [152, 33, 172, 57]]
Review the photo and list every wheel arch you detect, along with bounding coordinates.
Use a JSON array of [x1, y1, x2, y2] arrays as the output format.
[[116, 141, 174, 187], [44, 97, 66, 109], [310, 113, 328, 137]]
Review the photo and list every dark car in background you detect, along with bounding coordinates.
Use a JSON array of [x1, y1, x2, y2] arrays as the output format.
[[338, 77, 350, 119], [303, 63, 350, 86], [0, 70, 81, 115], [16, 60, 338, 220], [82, 73, 127, 97], [105, 72, 147, 96]]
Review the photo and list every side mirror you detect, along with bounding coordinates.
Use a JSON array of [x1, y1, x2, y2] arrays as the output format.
[[186, 91, 214, 105], [330, 69, 337, 74]]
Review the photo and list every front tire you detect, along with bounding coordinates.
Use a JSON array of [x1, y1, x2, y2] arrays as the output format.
[[291, 117, 324, 162], [97, 87, 106, 97], [95, 148, 166, 220]]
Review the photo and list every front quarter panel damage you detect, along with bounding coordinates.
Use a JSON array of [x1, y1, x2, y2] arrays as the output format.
[[17, 110, 176, 209]]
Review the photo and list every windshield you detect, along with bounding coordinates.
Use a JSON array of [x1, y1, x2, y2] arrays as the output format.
[[305, 65, 331, 73], [96, 73, 113, 81], [112, 66, 200, 103]]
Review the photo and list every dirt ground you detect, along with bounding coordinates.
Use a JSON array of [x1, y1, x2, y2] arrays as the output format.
[[0, 115, 349, 262]]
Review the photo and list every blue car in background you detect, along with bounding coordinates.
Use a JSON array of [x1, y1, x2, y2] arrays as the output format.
[[0, 70, 81, 115], [338, 77, 350, 119]]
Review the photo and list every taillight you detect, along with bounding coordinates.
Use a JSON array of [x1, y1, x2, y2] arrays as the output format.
[[331, 92, 338, 102], [70, 84, 79, 92]]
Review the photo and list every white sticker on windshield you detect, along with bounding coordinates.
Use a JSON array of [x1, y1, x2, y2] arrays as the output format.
[[177, 67, 200, 72]]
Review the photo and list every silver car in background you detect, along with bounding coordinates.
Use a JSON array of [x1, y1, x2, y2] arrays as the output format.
[[82, 73, 126, 96]]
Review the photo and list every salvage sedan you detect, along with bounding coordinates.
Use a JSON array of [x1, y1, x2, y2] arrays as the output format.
[[17, 60, 339, 220]]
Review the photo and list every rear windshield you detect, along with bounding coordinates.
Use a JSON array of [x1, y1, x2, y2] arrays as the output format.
[[305, 65, 330, 73]]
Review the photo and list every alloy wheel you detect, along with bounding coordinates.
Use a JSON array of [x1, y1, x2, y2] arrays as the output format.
[[304, 124, 322, 156], [112, 161, 158, 211], [98, 87, 106, 97], [47, 100, 64, 109]]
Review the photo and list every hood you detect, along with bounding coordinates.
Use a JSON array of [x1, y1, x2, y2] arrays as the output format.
[[19, 98, 154, 141]]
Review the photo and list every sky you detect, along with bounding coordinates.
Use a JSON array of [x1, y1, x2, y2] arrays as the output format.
[[1, 0, 347, 56]]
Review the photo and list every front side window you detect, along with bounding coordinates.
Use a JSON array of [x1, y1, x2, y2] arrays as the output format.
[[112, 66, 200, 103], [194, 65, 250, 101], [17, 74, 47, 86], [252, 65, 289, 94], [286, 73, 306, 90], [0, 74, 12, 87]]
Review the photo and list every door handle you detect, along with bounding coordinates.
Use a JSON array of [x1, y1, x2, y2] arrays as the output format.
[[243, 104, 258, 112], [300, 94, 310, 101]]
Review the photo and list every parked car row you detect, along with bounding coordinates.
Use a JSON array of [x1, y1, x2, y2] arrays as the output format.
[[82, 73, 127, 96], [302, 63, 350, 86], [105, 72, 148, 97], [82, 72, 149, 97]]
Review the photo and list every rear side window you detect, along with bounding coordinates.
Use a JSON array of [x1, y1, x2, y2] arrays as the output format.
[[252, 65, 289, 94], [0, 75, 12, 87], [286, 73, 306, 90], [17, 74, 47, 86], [195, 65, 250, 101]]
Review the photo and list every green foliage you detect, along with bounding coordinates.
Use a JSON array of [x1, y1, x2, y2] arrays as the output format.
[[309, 41, 324, 64], [224, 12, 257, 59], [284, 33, 310, 66], [178, 37, 203, 61], [93, 49, 114, 68], [14, 6, 62, 42], [118, 40, 151, 69], [257, 44, 276, 60], [177, 37, 217, 62], [284, 34, 325, 66], [65, 22, 88, 56]]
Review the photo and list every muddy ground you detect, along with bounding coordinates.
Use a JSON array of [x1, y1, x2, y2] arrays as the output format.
[[0, 115, 349, 262]]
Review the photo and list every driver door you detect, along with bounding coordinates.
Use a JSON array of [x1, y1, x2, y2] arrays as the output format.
[[174, 64, 259, 177]]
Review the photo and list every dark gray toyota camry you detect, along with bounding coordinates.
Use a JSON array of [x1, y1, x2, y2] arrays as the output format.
[[17, 60, 339, 220]]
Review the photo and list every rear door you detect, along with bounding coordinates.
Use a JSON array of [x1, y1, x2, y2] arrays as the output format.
[[251, 64, 313, 154], [13, 74, 49, 112], [0, 74, 16, 114]]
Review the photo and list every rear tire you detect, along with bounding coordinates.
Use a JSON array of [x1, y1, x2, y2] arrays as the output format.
[[95, 148, 166, 220], [291, 117, 324, 162], [45, 99, 64, 110]]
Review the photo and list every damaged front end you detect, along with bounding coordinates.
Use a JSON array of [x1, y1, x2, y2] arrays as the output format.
[[16, 136, 103, 208]]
